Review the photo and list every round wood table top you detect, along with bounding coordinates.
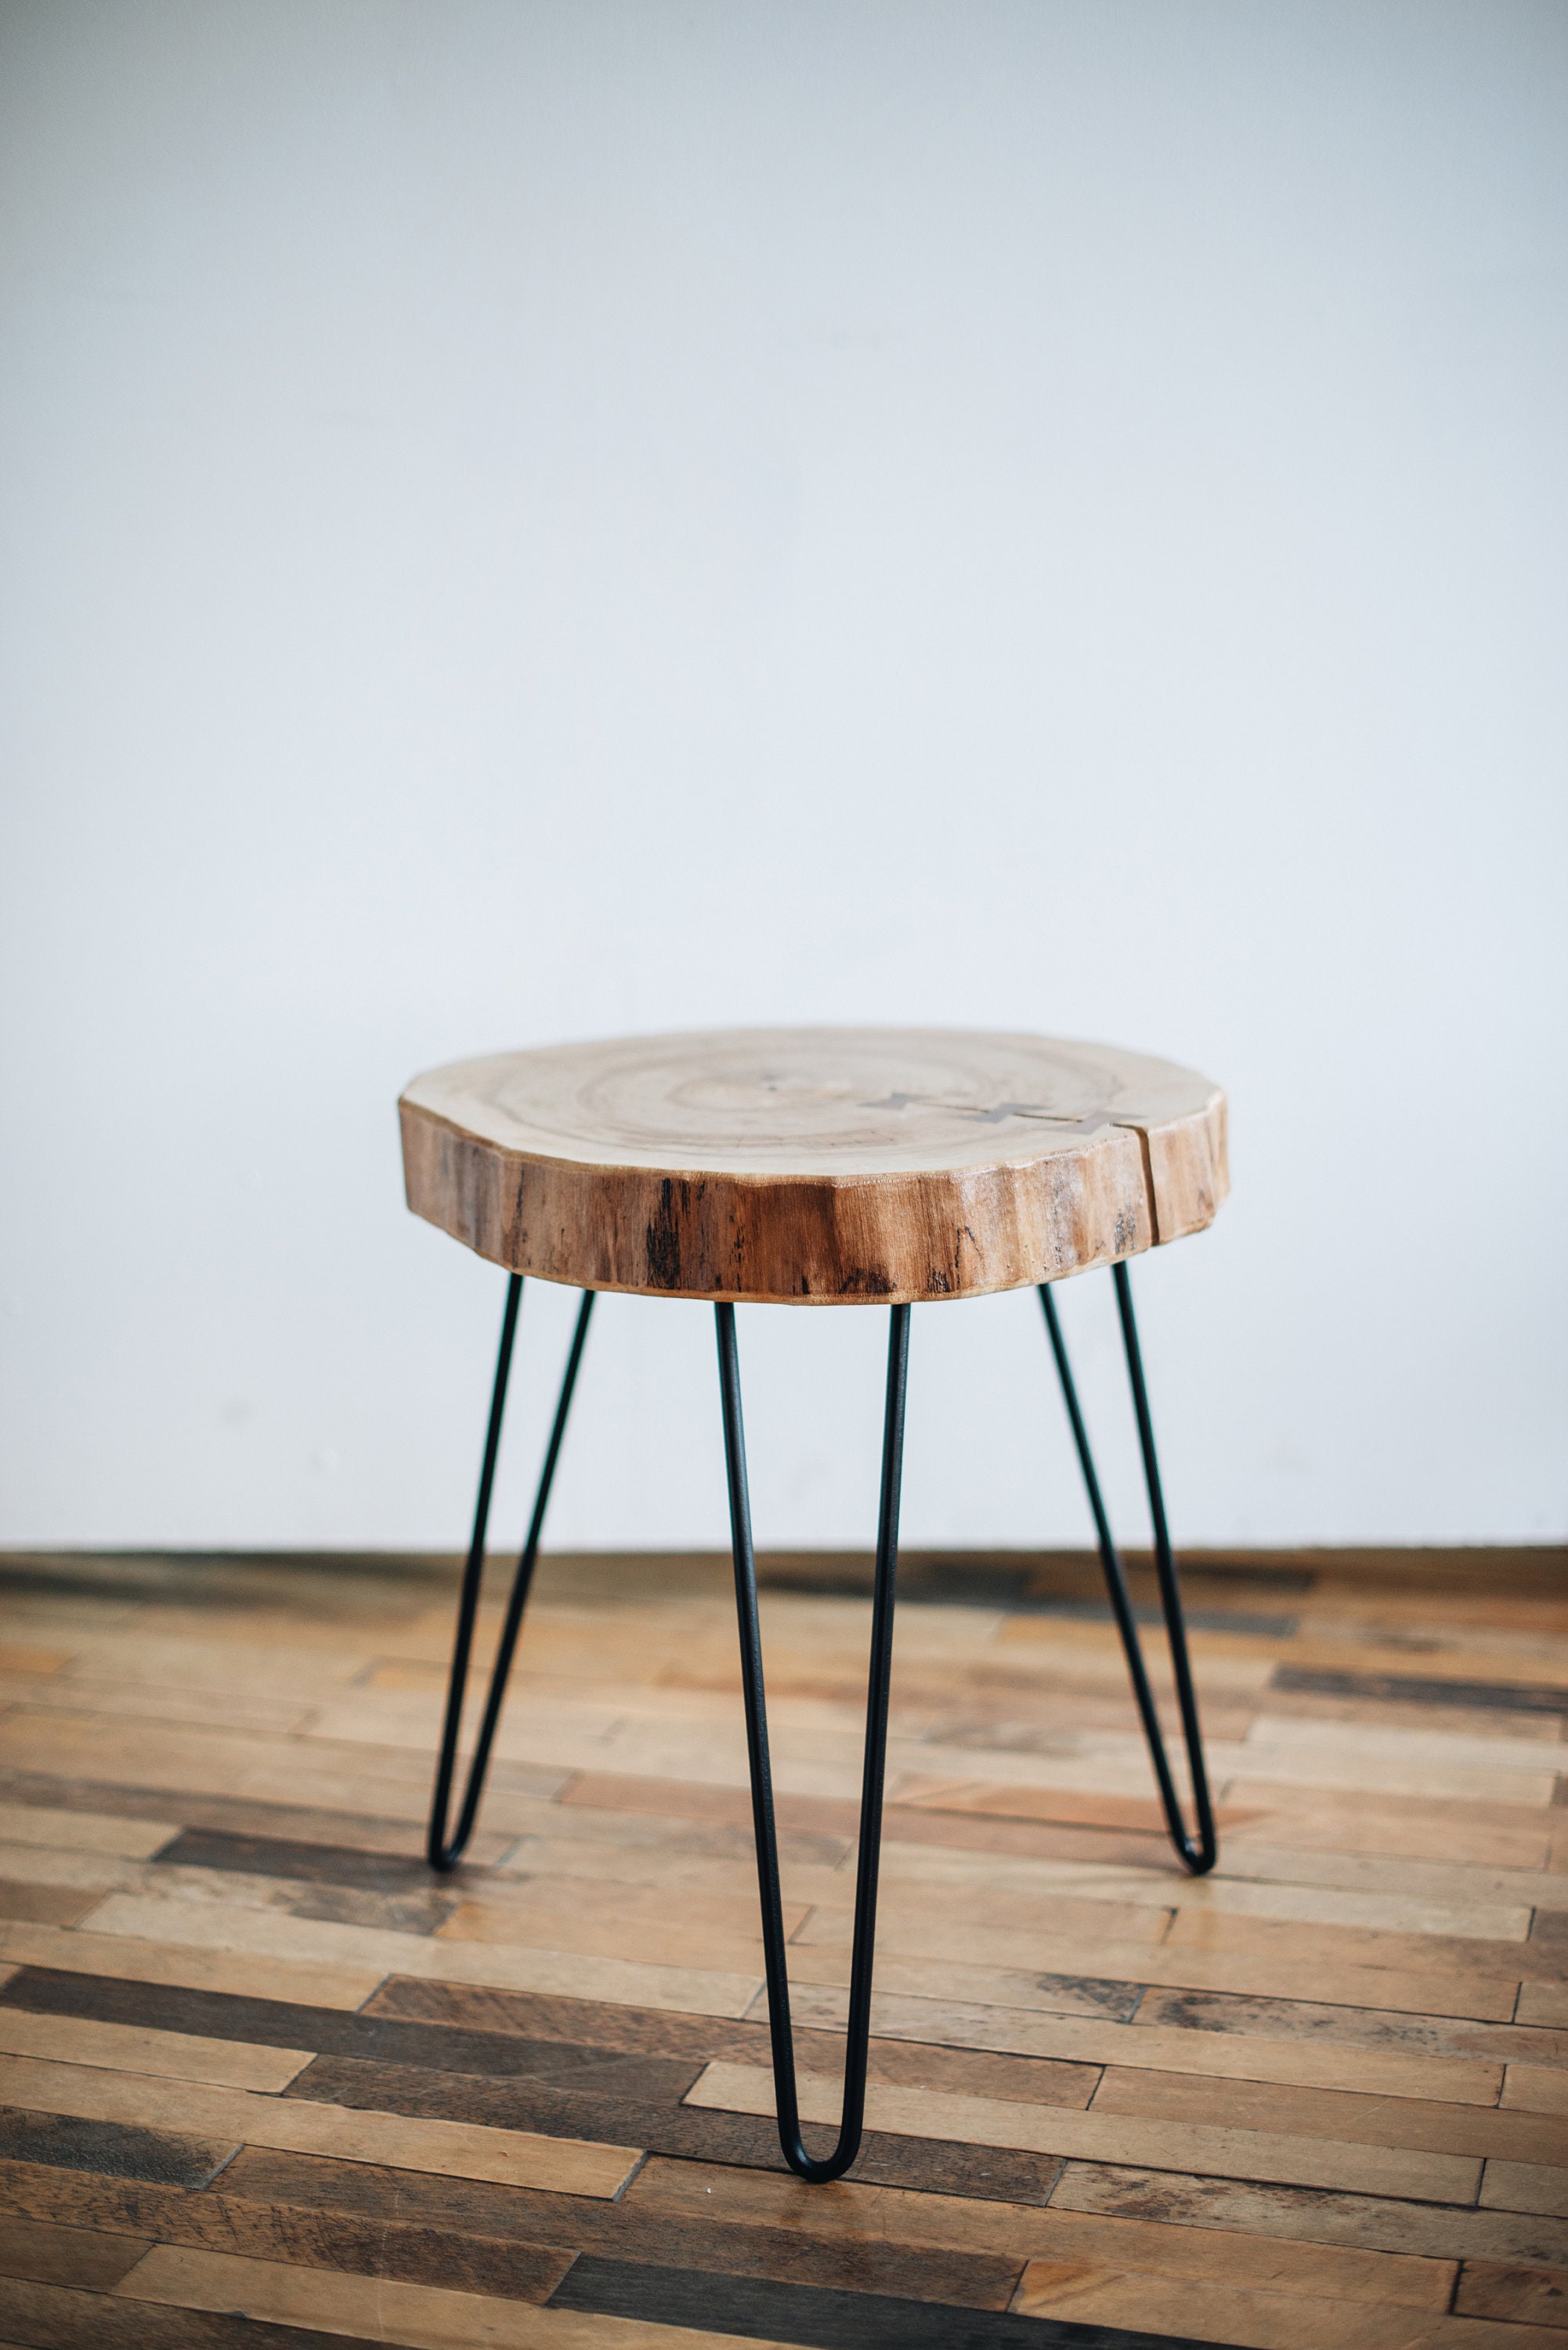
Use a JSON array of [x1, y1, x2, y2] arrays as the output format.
[[399, 1027, 1227, 1305]]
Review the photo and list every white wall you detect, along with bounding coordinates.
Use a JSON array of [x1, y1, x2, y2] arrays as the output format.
[[2, 0, 1563, 1556]]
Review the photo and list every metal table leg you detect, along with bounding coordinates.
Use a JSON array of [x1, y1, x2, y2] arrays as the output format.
[[1039, 1262, 1216, 1875], [715, 1300, 910, 2184], [429, 1262, 1212, 2189], [428, 1278, 596, 1871]]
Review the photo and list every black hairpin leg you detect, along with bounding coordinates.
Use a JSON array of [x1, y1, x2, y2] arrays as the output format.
[[1039, 1261, 1216, 1875], [428, 1278, 596, 1872], [716, 1300, 910, 2184]]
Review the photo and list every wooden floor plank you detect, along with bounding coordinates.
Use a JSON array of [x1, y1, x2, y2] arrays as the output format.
[[774, 1980, 1508, 2106], [0, 1646, 71, 1676], [1089, 2063, 1567, 2164], [786, 1925, 1525, 2023], [497, 1831, 1194, 1948], [0, 2106, 239, 2189], [0, 1882, 101, 1930], [0, 1803, 177, 1860], [0, 1708, 571, 1824], [273, 2047, 1071, 2207], [1259, 1690, 1567, 1745], [0, 2283, 367, 2350], [1130, 1984, 1568, 2073], [3, 1955, 1104, 2120], [42, 1633, 374, 1698], [1010, 2258, 1568, 2346], [1184, 1839, 1568, 1917], [1243, 1713, 1568, 1784], [0, 2051, 639, 2197], [1222, 1784, 1563, 1868], [0, 1842, 146, 1898], [4, 1542, 1565, 2348], [1053, 2160, 1568, 2264], [72, 1891, 764, 2018], [0, 1914, 386, 2010], [435, 1886, 803, 1975], [0, 1673, 321, 1740], [0, 2162, 579, 2305], [1507, 2068, 1568, 2115], [686, 2059, 1484, 2202], [0, 1771, 515, 1866], [522, 1786, 1568, 1936], [508, 1810, 1548, 1957], [623, 2155, 1455, 2305], [565, 1766, 1219, 1863], [544, 2247, 1223, 2345], [0, 2005, 313, 2092], [0, 2269, 774, 2350], [1457, 2264, 1568, 2326], [0, 2153, 1029, 2314], [356, 1975, 1107, 2111], [802, 1884, 1548, 1991], [0, 2214, 149, 2291], [1159, 1904, 1563, 1983], [1483, 2162, 1568, 2220], [110, 2244, 836, 2347]]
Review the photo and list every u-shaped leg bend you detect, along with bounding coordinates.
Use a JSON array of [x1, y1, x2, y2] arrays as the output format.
[[714, 1300, 910, 2183], [428, 1281, 596, 1871], [1039, 1263, 1216, 1875]]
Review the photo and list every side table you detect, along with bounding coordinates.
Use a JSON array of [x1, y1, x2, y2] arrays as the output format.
[[399, 1026, 1228, 2182]]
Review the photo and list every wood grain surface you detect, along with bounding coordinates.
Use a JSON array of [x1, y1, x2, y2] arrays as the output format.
[[399, 1027, 1228, 1301], [0, 1538, 1565, 2350]]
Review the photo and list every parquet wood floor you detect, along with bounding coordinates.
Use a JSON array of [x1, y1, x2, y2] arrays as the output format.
[[0, 1542, 1565, 2349]]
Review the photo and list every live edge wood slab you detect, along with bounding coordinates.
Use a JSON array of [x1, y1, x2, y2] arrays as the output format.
[[399, 1027, 1227, 1303]]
